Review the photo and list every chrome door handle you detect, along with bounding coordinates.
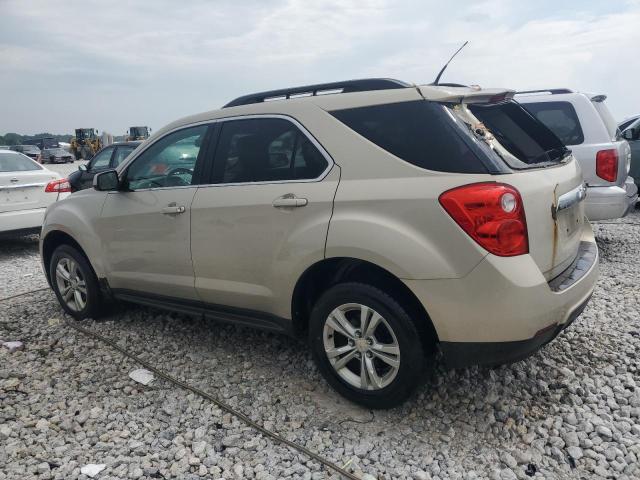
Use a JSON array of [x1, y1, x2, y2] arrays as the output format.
[[272, 195, 308, 208], [10, 178, 19, 183], [161, 205, 186, 215]]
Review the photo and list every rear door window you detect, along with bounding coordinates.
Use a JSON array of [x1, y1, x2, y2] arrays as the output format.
[[520, 101, 584, 145], [212, 118, 329, 183], [330, 100, 487, 173]]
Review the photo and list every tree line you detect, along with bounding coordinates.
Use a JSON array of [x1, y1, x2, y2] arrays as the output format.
[[0, 133, 73, 146]]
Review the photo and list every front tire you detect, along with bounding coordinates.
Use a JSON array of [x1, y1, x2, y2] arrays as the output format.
[[50, 245, 103, 320], [309, 282, 426, 409]]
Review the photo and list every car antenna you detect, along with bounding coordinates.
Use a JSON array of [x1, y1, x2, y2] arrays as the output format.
[[432, 41, 468, 85]]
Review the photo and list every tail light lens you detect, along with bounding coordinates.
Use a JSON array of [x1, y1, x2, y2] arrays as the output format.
[[45, 179, 71, 193], [439, 183, 528, 257], [596, 149, 618, 182]]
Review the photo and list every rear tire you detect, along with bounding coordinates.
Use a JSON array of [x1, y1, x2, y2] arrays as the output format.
[[309, 282, 426, 409], [50, 245, 104, 320]]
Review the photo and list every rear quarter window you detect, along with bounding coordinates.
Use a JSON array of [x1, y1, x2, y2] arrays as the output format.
[[330, 100, 488, 174], [520, 101, 584, 146]]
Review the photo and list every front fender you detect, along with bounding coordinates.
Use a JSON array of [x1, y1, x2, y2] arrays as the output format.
[[41, 190, 109, 278]]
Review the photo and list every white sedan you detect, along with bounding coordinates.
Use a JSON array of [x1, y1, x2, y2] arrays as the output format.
[[0, 149, 70, 235]]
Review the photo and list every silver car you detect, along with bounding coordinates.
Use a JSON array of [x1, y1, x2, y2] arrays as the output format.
[[41, 79, 599, 408]]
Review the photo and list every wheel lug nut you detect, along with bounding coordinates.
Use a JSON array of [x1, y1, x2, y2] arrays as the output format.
[[366, 352, 373, 358], [355, 330, 361, 338], [366, 338, 373, 346]]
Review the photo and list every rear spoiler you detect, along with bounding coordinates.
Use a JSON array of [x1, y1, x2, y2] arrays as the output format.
[[418, 85, 515, 104]]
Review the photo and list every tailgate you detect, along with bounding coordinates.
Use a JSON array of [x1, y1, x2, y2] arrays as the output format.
[[506, 158, 586, 280], [0, 171, 58, 213], [443, 98, 588, 280]]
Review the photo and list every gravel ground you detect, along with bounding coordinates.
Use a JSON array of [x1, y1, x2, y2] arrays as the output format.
[[1, 209, 639, 480]]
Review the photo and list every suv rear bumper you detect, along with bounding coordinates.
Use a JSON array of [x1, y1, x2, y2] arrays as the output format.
[[403, 220, 598, 369], [585, 177, 638, 221], [439, 293, 591, 368]]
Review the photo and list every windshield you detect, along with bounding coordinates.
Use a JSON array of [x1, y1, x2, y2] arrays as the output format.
[[77, 129, 94, 139], [0, 152, 42, 172], [465, 101, 570, 169], [619, 116, 639, 132], [131, 127, 148, 137]]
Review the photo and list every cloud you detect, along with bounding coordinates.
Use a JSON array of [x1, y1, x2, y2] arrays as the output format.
[[1, 0, 639, 134]]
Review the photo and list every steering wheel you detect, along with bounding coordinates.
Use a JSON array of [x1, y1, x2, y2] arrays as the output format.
[[167, 167, 193, 177]]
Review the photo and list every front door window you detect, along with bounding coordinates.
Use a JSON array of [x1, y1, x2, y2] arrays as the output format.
[[125, 125, 207, 190]]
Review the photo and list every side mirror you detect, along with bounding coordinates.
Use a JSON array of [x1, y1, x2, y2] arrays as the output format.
[[622, 129, 639, 141], [93, 169, 119, 191], [78, 164, 87, 172]]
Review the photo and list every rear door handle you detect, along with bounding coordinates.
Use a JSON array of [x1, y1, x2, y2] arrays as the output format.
[[272, 195, 308, 208], [161, 205, 186, 215]]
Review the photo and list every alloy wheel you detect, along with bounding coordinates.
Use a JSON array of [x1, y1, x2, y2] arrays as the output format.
[[323, 303, 400, 390], [55, 257, 87, 312]]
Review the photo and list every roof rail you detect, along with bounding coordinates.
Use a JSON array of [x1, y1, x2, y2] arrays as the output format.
[[515, 88, 573, 95], [223, 78, 410, 108]]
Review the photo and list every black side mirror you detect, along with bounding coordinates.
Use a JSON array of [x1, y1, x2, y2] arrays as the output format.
[[622, 128, 639, 141], [93, 169, 119, 191]]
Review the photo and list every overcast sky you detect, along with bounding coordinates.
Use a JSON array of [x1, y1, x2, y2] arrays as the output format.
[[2, 0, 639, 135]]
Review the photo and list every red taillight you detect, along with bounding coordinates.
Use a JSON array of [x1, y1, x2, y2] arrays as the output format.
[[45, 179, 71, 193], [439, 183, 528, 257], [596, 149, 618, 182]]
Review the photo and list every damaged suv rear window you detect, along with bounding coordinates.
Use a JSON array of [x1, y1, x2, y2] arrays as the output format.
[[330, 100, 489, 174], [468, 101, 570, 169]]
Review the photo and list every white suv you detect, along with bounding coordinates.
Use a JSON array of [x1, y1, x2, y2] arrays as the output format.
[[516, 89, 638, 220], [40, 79, 599, 408]]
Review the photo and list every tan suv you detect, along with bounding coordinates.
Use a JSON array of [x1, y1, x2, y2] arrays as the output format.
[[40, 79, 599, 408]]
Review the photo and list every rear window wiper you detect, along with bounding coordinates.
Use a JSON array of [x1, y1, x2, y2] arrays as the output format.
[[530, 146, 570, 164]]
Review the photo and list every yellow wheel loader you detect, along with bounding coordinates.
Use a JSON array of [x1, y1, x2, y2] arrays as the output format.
[[70, 128, 102, 160], [126, 126, 151, 141]]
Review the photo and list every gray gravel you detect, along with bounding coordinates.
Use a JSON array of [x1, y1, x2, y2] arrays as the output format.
[[1, 209, 639, 479]]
